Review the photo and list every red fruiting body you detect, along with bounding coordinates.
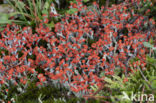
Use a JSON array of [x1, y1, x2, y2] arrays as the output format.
[[0, 1, 155, 100]]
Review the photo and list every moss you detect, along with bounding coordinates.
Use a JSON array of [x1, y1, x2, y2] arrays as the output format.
[[7, 85, 19, 100], [148, 5, 156, 21], [0, 48, 9, 56], [27, 54, 36, 60], [35, 66, 45, 74], [14, 80, 83, 103], [86, 38, 96, 48], [17, 51, 24, 58], [38, 39, 48, 48]]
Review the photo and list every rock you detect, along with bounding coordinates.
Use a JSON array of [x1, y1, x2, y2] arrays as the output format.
[[0, 4, 17, 24], [0, 4, 15, 14], [3, 0, 14, 4]]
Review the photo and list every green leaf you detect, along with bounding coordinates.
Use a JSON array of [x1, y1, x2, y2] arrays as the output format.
[[0, 14, 11, 24], [17, 1, 26, 8], [46, 21, 55, 28], [43, 1, 50, 10], [66, 8, 78, 14], [143, 42, 154, 48], [83, 0, 90, 3], [146, 56, 156, 64], [100, 71, 105, 77], [151, 80, 156, 89], [42, 9, 48, 15], [113, 75, 123, 82], [90, 85, 98, 92], [104, 77, 114, 84]]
